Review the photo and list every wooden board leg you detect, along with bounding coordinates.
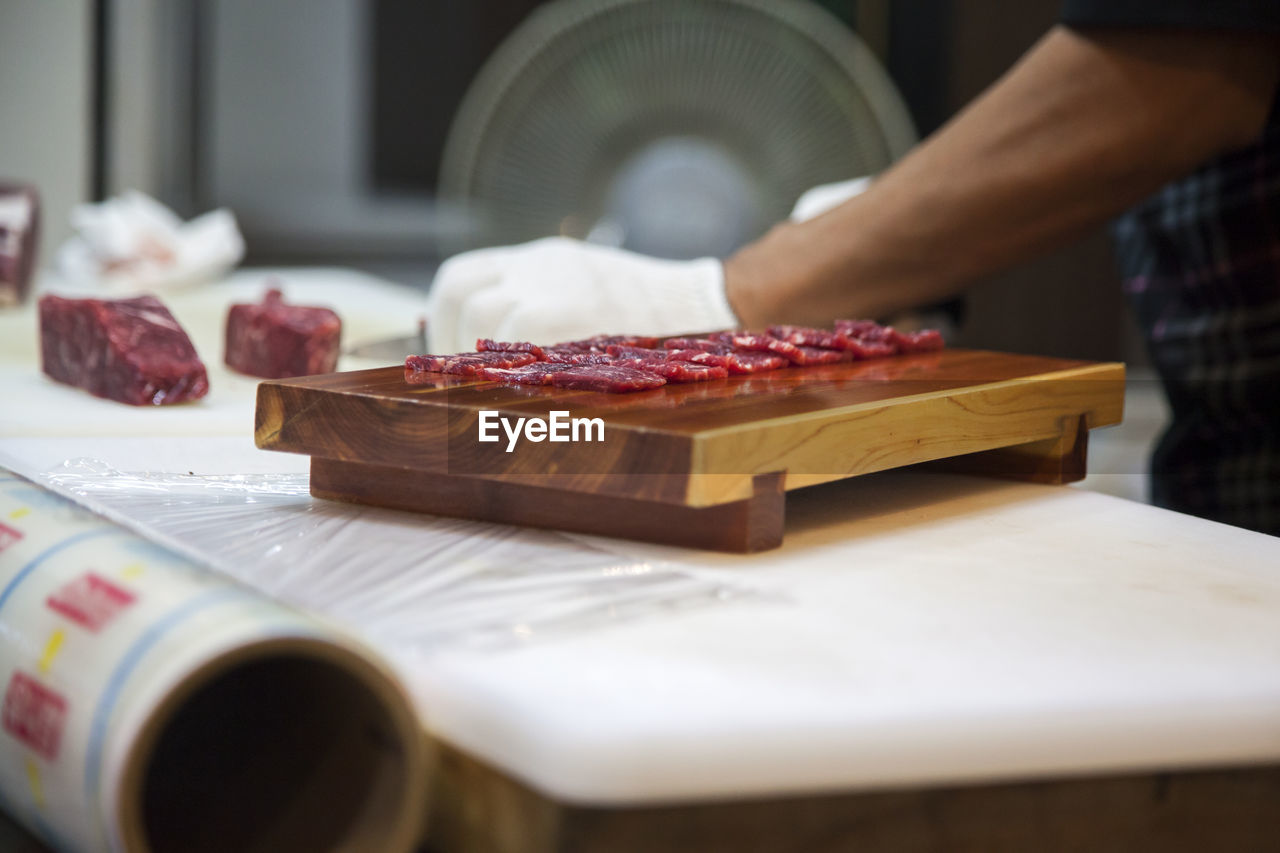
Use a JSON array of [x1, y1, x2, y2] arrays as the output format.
[[310, 459, 787, 553], [926, 414, 1090, 485]]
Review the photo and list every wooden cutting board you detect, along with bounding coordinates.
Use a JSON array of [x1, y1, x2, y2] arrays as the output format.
[[255, 349, 1124, 551]]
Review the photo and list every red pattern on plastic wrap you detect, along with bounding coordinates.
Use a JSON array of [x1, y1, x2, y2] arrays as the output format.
[[2, 672, 67, 762], [0, 522, 21, 555], [46, 572, 137, 633]]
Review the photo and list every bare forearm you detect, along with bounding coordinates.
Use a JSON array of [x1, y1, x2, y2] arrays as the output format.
[[725, 25, 1280, 327]]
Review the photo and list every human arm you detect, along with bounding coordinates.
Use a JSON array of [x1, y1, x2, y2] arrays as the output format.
[[724, 25, 1280, 328]]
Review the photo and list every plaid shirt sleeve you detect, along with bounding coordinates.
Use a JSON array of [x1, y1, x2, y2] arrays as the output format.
[[1110, 107, 1280, 535], [1061, 1, 1280, 535]]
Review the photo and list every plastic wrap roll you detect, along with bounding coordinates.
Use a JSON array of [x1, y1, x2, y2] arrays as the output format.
[[0, 468, 429, 853]]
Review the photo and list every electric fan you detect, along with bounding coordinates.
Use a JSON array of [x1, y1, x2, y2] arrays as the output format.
[[438, 0, 916, 260]]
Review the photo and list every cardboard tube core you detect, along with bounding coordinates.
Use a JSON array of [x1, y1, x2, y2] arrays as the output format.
[[120, 639, 427, 853]]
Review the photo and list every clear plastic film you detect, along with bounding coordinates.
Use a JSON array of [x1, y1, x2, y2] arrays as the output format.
[[38, 459, 754, 666]]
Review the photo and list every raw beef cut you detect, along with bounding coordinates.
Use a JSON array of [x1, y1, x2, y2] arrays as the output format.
[[890, 328, 945, 353], [224, 288, 342, 378], [792, 346, 850, 366], [613, 358, 728, 382], [605, 344, 667, 360], [406, 351, 537, 375], [39, 294, 209, 405], [767, 325, 848, 350], [666, 349, 789, 374], [549, 365, 666, 392], [557, 334, 661, 351], [542, 348, 613, 365], [730, 334, 806, 363], [476, 363, 562, 385], [476, 339, 545, 359], [0, 183, 39, 307], [661, 337, 731, 352]]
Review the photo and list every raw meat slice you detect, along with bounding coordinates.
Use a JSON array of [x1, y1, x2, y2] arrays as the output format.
[[224, 288, 341, 379], [792, 346, 850, 366], [841, 336, 896, 358], [39, 294, 209, 405], [662, 337, 733, 353], [833, 319, 898, 357], [612, 358, 728, 382], [889, 328, 945, 353], [549, 365, 666, 392], [405, 351, 537, 375], [730, 333, 805, 363], [475, 339, 545, 359], [767, 325, 848, 350], [605, 344, 667, 360], [666, 349, 789, 374], [0, 183, 39, 307], [477, 362, 562, 385], [542, 348, 613, 365], [556, 334, 661, 351], [833, 319, 883, 339]]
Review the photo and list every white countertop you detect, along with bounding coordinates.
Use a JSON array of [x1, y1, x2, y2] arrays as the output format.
[[1, 269, 1277, 807]]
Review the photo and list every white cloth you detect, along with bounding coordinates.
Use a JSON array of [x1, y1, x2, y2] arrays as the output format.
[[56, 191, 244, 291], [426, 237, 737, 353]]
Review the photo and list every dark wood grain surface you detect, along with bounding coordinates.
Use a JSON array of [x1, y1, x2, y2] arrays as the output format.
[[256, 349, 1124, 508]]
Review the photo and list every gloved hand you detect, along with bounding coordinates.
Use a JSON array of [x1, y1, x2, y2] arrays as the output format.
[[426, 237, 737, 353], [789, 176, 872, 223]]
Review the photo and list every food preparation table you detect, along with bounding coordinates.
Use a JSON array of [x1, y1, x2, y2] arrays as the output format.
[[2, 270, 1278, 852]]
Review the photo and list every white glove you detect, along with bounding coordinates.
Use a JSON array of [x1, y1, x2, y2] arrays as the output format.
[[426, 237, 738, 353], [789, 175, 873, 223]]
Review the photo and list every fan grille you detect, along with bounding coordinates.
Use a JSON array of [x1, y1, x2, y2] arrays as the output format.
[[439, 0, 915, 257]]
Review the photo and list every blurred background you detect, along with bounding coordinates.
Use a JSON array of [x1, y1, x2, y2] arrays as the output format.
[[1, 0, 1144, 365]]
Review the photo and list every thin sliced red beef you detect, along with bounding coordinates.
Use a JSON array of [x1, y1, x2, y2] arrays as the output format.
[[224, 288, 341, 379], [476, 339, 546, 359], [542, 348, 614, 365], [792, 346, 850, 365], [613, 357, 728, 382], [39, 293, 209, 405], [730, 333, 806, 363], [605, 344, 667, 360], [406, 351, 537, 375], [477, 362, 562, 385], [889, 328, 945, 353], [666, 348, 789, 374], [556, 334, 661, 351], [767, 325, 848, 350], [662, 337, 733, 353], [549, 365, 666, 392]]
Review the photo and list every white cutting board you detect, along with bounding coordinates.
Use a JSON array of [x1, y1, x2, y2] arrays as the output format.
[[0, 268, 426, 437], [409, 472, 1280, 805]]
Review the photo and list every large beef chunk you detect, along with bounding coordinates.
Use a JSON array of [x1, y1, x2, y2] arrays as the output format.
[[0, 183, 39, 307], [39, 294, 209, 405], [224, 288, 341, 378]]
